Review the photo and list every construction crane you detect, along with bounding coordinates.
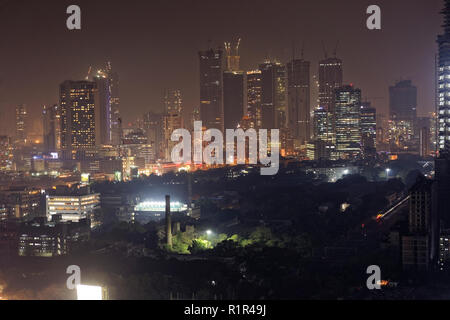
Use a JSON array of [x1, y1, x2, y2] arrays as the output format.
[[85, 66, 92, 80], [234, 37, 241, 56]]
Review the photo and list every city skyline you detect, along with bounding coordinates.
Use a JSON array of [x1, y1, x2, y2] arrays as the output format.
[[0, 0, 441, 135]]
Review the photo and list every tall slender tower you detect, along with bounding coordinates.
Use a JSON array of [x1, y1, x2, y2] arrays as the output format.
[[223, 39, 244, 130], [15, 104, 27, 144], [287, 58, 310, 145], [259, 61, 287, 129], [246, 70, 262, 129], [316, 54, 343, 156], [199, 47, 224, 132], [42, 104, 60, 153], [106, 62, 121, 146], [163, 89, 183, 160], [93, 70, 112, 145]]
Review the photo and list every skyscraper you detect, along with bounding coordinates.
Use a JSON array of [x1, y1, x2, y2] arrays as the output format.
[[435, 0, 450, 230], [0, 136, 13, 171], [360, 102, 377, 157], [317, 56, 343, 153], [163, 89, 183, 160], [93, 71, 112, 145], [105, 62, 121, 146], [402, 177, 438, 270], [223, 40, 244, 130], [199, 48, 224, 132], [287, 58, 310, 145], [223, 72, 244, 130], [438, 1, 450, 153], [318, 57, 343, 114], [15, 104, 27, 144], [246, 70, 262, 129], [60, 80, 97, 160], [144, 111, 164, 161], [335, 85, 361, 159], [42, 104, 60, 153], [389, 80, 417, 125], [259, 61, 287, 129]]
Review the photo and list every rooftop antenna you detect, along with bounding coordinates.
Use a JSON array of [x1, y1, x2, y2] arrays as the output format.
[[85, 66, 92, 80]]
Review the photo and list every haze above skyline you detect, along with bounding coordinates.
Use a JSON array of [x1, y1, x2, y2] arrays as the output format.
[[0, 0, 442, 135]]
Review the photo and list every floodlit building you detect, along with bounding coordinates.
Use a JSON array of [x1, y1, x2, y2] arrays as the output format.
[[46, 192, 100, 224], [134, 200, 188, 224]]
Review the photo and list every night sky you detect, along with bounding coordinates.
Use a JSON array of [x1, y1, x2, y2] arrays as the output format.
[[0, 0, 442, 135]]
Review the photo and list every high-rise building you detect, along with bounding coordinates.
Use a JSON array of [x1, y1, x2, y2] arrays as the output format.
[[223, 72, 244, 130], [0, 136, 13, 171], [93, 71, 112, 145], [335, 85, 361, 159], [246, 70, 262, 128], [438, 2, 450, 152], [389, 80, 417, 153], [318, 57, 343, 114], [60, 80, 97, 160], [317, 57, 343, 153], [287, 58, 310, 145], [401, 177, 438, 270], [143, 112, 164, 161], [259, 61, 287, 129], [435, 1, 450, 230], [223, 40, 244, 130], [420, 126, 431, 158], [163, 89, 184, 160], [389, 80, 417, 123], [15, 104, 27, 143], [360, 102, 377, 157], [42, 104, 60, 153], [199, 48, 224, 132], [105, 62, 121, 146]]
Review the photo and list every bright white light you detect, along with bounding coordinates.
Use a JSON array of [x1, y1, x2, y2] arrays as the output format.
[[76, 284, 103, 300], [386, 168, 391, 173], [343, 169, 349, 175], [206, 230, 212, 236]]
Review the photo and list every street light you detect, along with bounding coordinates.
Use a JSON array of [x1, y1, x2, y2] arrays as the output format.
[[206, 230, 212, 236], [386, 168, 391, 180]]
